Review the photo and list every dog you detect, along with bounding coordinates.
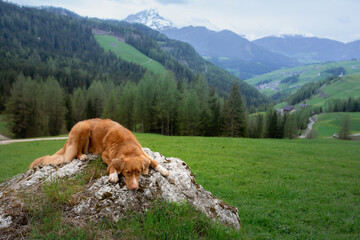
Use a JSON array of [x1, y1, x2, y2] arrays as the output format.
[[29, 118, 169, 190]]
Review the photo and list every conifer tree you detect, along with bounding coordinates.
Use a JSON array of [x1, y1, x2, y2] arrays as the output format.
[[42, 77, 67, 136], [221, 82, 247, 137], [71, 88, 87, 123], [338, 114, 351, 140], [283, 114, 298, 139]]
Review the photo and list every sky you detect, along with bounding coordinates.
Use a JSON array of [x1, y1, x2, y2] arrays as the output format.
[[7, 0, 360, 43]]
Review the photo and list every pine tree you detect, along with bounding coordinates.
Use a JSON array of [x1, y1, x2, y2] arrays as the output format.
[[284, 114, 298, 139], [71, 88, 87, 122], [102, 90, 118, 120], [207, 88, 221, 136], [178, 89, 200, 136], [133, 73, 155, 133], [41, 77, 67, 136], [117, 82, 136, 130], [221, 82, 247, 137], [5, 75, 44, 137], [338, 114, 351, 140]]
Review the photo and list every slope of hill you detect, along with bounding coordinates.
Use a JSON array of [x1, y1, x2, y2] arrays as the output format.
[[0, 1, 269, 109], [253, 35, 360, 64], [94, 35, 166, 74], [306, 74, 360, 106], [161, 26, 299, 79], [313, 112, 360, 138], [245, 61, 360, 101]]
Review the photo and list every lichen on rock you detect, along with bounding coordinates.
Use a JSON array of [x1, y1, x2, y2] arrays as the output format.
[[0, 148, 241, 237]]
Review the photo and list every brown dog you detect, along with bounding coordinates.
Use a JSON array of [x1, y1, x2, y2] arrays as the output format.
[[29, 119, 169, 190]]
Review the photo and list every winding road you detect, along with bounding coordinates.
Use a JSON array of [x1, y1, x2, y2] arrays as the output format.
[[299, 116, 316, 139], [0, 135, 67, 145]]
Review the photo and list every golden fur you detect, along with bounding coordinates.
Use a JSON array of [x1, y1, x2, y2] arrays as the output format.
[[30, 119, 169, 190]]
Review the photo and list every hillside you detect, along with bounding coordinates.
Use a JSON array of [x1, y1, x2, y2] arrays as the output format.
[[253, 35, 360, 64], [162, 26, 299, 79], [306, 74, 360, 106], [313, 112, 360, 138], [94, 35, 166, 74], [0, 1, 269, 110], [245, 60, 360, 101]]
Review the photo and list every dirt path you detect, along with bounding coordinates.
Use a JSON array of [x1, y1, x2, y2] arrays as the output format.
[[141, 58, 153, 65], [0, 136, 68, 145], [299, 115, 316, 139]]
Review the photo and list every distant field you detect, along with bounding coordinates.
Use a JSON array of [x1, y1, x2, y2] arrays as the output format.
[[313, 112, 360, 138], [94, 35, 166, 74], [245, 60, 360, 98], [307, 74, 360, 106], [1, 135, 359, 239]]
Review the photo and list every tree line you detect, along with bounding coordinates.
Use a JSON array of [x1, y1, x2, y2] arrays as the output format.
[[5, 72, 248, 138], [5, 70, 326, 140]]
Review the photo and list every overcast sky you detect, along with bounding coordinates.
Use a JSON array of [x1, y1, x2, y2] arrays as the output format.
[[7, 0, 360, 43]]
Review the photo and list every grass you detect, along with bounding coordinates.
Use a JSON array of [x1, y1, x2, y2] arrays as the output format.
[[21, 155, 239, 239], [1, 134, 359, 238], [245, 60, 360, 97], [94, 35, 166, 74], [313, 112, 360, 138], [307, 74, 360, 106]]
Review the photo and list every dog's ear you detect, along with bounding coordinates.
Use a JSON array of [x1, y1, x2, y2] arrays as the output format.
[[142, 158, 151, 175], [111, 158, 125, 173]]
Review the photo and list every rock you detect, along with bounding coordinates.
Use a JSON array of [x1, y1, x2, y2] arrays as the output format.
[[0, 148, 241, 237]]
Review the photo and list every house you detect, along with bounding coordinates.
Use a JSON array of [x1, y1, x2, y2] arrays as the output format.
[[283, 105, 294, 112]]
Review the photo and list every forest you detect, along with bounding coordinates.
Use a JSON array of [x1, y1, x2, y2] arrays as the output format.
[[1, 1, 358, 140]]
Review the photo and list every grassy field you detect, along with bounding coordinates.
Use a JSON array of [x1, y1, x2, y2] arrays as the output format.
[[245, 60, 360, 98], [94, 35, 166, 74], [313, 112, 360, 138], [1, 135, 359, 239], [307, 74, 360, 106]]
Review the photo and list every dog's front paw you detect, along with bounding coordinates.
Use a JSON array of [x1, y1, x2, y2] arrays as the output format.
[[79, 154, 88, 161], [109, 171, 119, 183], [155, 165, 170, 177]]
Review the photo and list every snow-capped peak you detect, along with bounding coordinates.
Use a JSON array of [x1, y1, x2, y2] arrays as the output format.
[[123, 8, 174, 31]]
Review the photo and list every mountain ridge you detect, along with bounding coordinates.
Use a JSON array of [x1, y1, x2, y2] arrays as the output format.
[[253, 35, 360, 63]]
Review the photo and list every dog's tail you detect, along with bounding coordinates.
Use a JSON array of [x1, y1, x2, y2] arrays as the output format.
[[29, 144, 67, 168]]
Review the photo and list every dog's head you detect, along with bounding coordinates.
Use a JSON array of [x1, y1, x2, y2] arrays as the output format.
[[111, 156, 151, 190]]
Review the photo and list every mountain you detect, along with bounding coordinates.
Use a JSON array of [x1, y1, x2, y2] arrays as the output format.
[[0, 0, 268, 110], [123, 10, 298, 80], [161, 26, 299, 79], [123, 8, 174, 31], [253, 35, 360, 64]]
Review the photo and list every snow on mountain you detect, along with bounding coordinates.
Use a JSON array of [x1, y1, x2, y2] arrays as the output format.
[[123, 8, 174, 31]]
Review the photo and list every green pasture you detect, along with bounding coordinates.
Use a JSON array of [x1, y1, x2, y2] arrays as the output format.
[[245, 60, 360, 97], [94, 35, 166, 74], [307, 74, 360, 106], [1, 135, 359, 239], [313, 112, 360, 138]]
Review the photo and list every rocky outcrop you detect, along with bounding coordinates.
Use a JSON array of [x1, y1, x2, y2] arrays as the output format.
[[0, 148, 241, 237]]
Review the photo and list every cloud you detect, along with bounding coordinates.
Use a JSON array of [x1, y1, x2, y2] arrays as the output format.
[[155, 0, 187, 5]]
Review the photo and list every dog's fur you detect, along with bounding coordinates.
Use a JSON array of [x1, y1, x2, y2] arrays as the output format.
[[29, 119, 169, 190]]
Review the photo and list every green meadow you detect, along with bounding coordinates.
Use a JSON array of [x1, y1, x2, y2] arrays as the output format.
[[307, 74, 360, 106], [94, 35, 166, 74], [313, 112, 360, 138], [1, 135, 359, 239], [245, 61, 360, 97]]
